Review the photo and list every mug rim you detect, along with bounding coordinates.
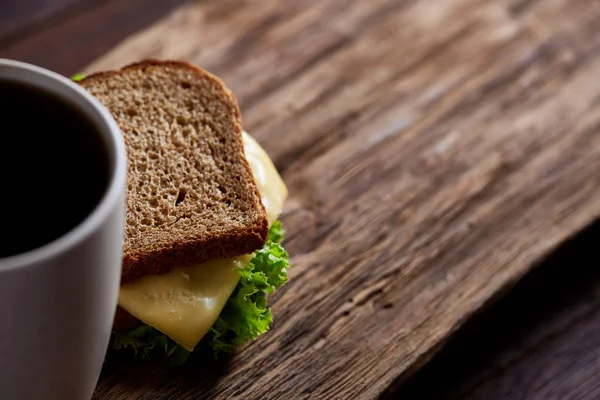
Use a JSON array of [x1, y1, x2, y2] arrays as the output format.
[[0, 59, 127, 271]]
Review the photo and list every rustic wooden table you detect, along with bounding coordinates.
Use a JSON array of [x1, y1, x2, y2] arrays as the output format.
[[3, 1, 600, 399]]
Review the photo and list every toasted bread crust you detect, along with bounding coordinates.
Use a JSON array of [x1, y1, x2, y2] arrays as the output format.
[[121, 227, 266, 284], [80, 60, 268, 286]]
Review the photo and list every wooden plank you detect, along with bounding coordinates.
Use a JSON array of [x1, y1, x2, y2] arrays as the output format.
[[0, 0, 190, 76], [392, 221, 600, 399], [89, 0, 600, 398], [0, 0, 81, 42]]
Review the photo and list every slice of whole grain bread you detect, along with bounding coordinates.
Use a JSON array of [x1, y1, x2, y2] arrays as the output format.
[[79, 60, 268, 285]]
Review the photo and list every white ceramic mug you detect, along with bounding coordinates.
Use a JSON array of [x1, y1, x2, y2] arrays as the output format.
[[0, 59, 127, 399]]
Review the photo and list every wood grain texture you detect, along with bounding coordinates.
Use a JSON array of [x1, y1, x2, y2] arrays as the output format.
[[392, 220, 600, 400], [0, 0, 189, 75], [0, 0, 81, 42], [89, 0, 600, 398]]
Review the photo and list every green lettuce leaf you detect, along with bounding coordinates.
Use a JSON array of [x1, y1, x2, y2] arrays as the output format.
[[71, 73, 86, 81], [106, 221, 289, 364], [108, 324, 192, 366], [207, 220, 288, 353]]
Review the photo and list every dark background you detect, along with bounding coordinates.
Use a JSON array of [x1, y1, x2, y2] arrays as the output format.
[[2, 1, 599, 398], [0, 0, 189, 76]]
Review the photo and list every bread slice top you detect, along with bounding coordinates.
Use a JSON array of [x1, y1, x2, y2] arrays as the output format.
[[79, 60, 268, 284]]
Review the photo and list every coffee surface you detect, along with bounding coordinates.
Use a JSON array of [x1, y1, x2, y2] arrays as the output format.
[[0, 79, 110, 258]]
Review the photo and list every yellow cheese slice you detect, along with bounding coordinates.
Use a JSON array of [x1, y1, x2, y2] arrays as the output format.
[[118, 131, 287, 351]]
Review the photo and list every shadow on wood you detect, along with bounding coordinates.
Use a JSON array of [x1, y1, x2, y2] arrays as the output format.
[[383, 218, 600, 399], [95, 347, 234, 399]]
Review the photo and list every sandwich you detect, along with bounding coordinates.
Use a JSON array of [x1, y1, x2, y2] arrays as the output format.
[[75, 60, 289, 364]]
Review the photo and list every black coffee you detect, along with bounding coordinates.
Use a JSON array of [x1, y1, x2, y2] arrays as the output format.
[[0, 79, 110, 258]]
